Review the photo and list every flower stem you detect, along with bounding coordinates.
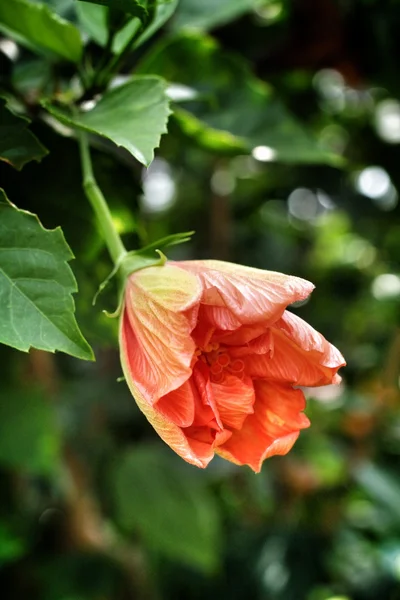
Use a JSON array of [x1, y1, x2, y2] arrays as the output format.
[[78, 129, 127, 265]]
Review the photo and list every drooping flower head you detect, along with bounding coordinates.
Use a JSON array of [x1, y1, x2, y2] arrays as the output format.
[[119, 260, 345, 472]]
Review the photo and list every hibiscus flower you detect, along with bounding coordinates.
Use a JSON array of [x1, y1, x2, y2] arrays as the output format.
[[119, 260, 345, 472]]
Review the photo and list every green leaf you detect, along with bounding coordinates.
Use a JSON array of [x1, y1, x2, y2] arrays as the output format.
[[0, 388, 60, 474], [30, 0, 75, 18], [110, 445, 221, 572], [76, 1, 141, 53], [12, 58, 52, 97], [139, 32, 343, 165], [43, 76, 171, 166], [135, 0, 178, 47], [0, 98, 48, 170], [0, 0, 83, 62], [172, 106, 247, 153], [76, 0, 178, 53], [78, 0, 148, 20], [0, 190, 94, 360], [75, 1, 110, 47], [172, 0, 256, 31], [78, 0, 150, 47]]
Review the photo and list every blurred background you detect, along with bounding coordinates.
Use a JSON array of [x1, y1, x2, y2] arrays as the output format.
[[1, 0, 400, 598]]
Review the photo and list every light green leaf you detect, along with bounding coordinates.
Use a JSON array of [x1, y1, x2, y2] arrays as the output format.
[[0, 190, 94, 360], [139, 32, 343, 165], [173, 106, 247, 153], [172, 0, 256, 31], [0, 0, 83, 62], [110, 445, 221, 572], [43, 76, 171, 166], [0, 98, 48, 170], [0, 388, 60, 474]]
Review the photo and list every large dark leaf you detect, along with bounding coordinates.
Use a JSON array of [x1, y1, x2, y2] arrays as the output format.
[[0, 190, 94, 360]]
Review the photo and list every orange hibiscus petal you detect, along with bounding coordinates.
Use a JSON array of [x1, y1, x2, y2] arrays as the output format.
[[199, 304, 243, 331], [121, 359, 211, 468], [155, 380, 196, 428], [122, 264, 202, 404], [215, 324, 268, 346], [216, 381, 309, 472], [184, 428, 232, 464], [211, 374, 255, 430], [192, 361, 223, 429], [228, 330, 273, 358], [121, 318, 218, 468], [176, 260, 314, 326], [244, 311, 345, 386], [278, 310, 346, 369]]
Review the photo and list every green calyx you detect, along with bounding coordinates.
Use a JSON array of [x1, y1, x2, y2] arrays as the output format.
[[93, 230, 195, 315]]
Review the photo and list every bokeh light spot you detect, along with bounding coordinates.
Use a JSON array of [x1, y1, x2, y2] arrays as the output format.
[[375, 99, 400, 143], [252, 145, 277, 162], [288, 188, 319, 221], [371, 274, 400, 299], [356, 166, 391, 199], [141, 159, 175, 213], [211, 169, 236, 195], [0, 39, 19, 61]]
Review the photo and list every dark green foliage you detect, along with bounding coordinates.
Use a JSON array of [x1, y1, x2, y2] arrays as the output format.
[[1, 0, 400, 599], [0, 98, 48, 169]]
